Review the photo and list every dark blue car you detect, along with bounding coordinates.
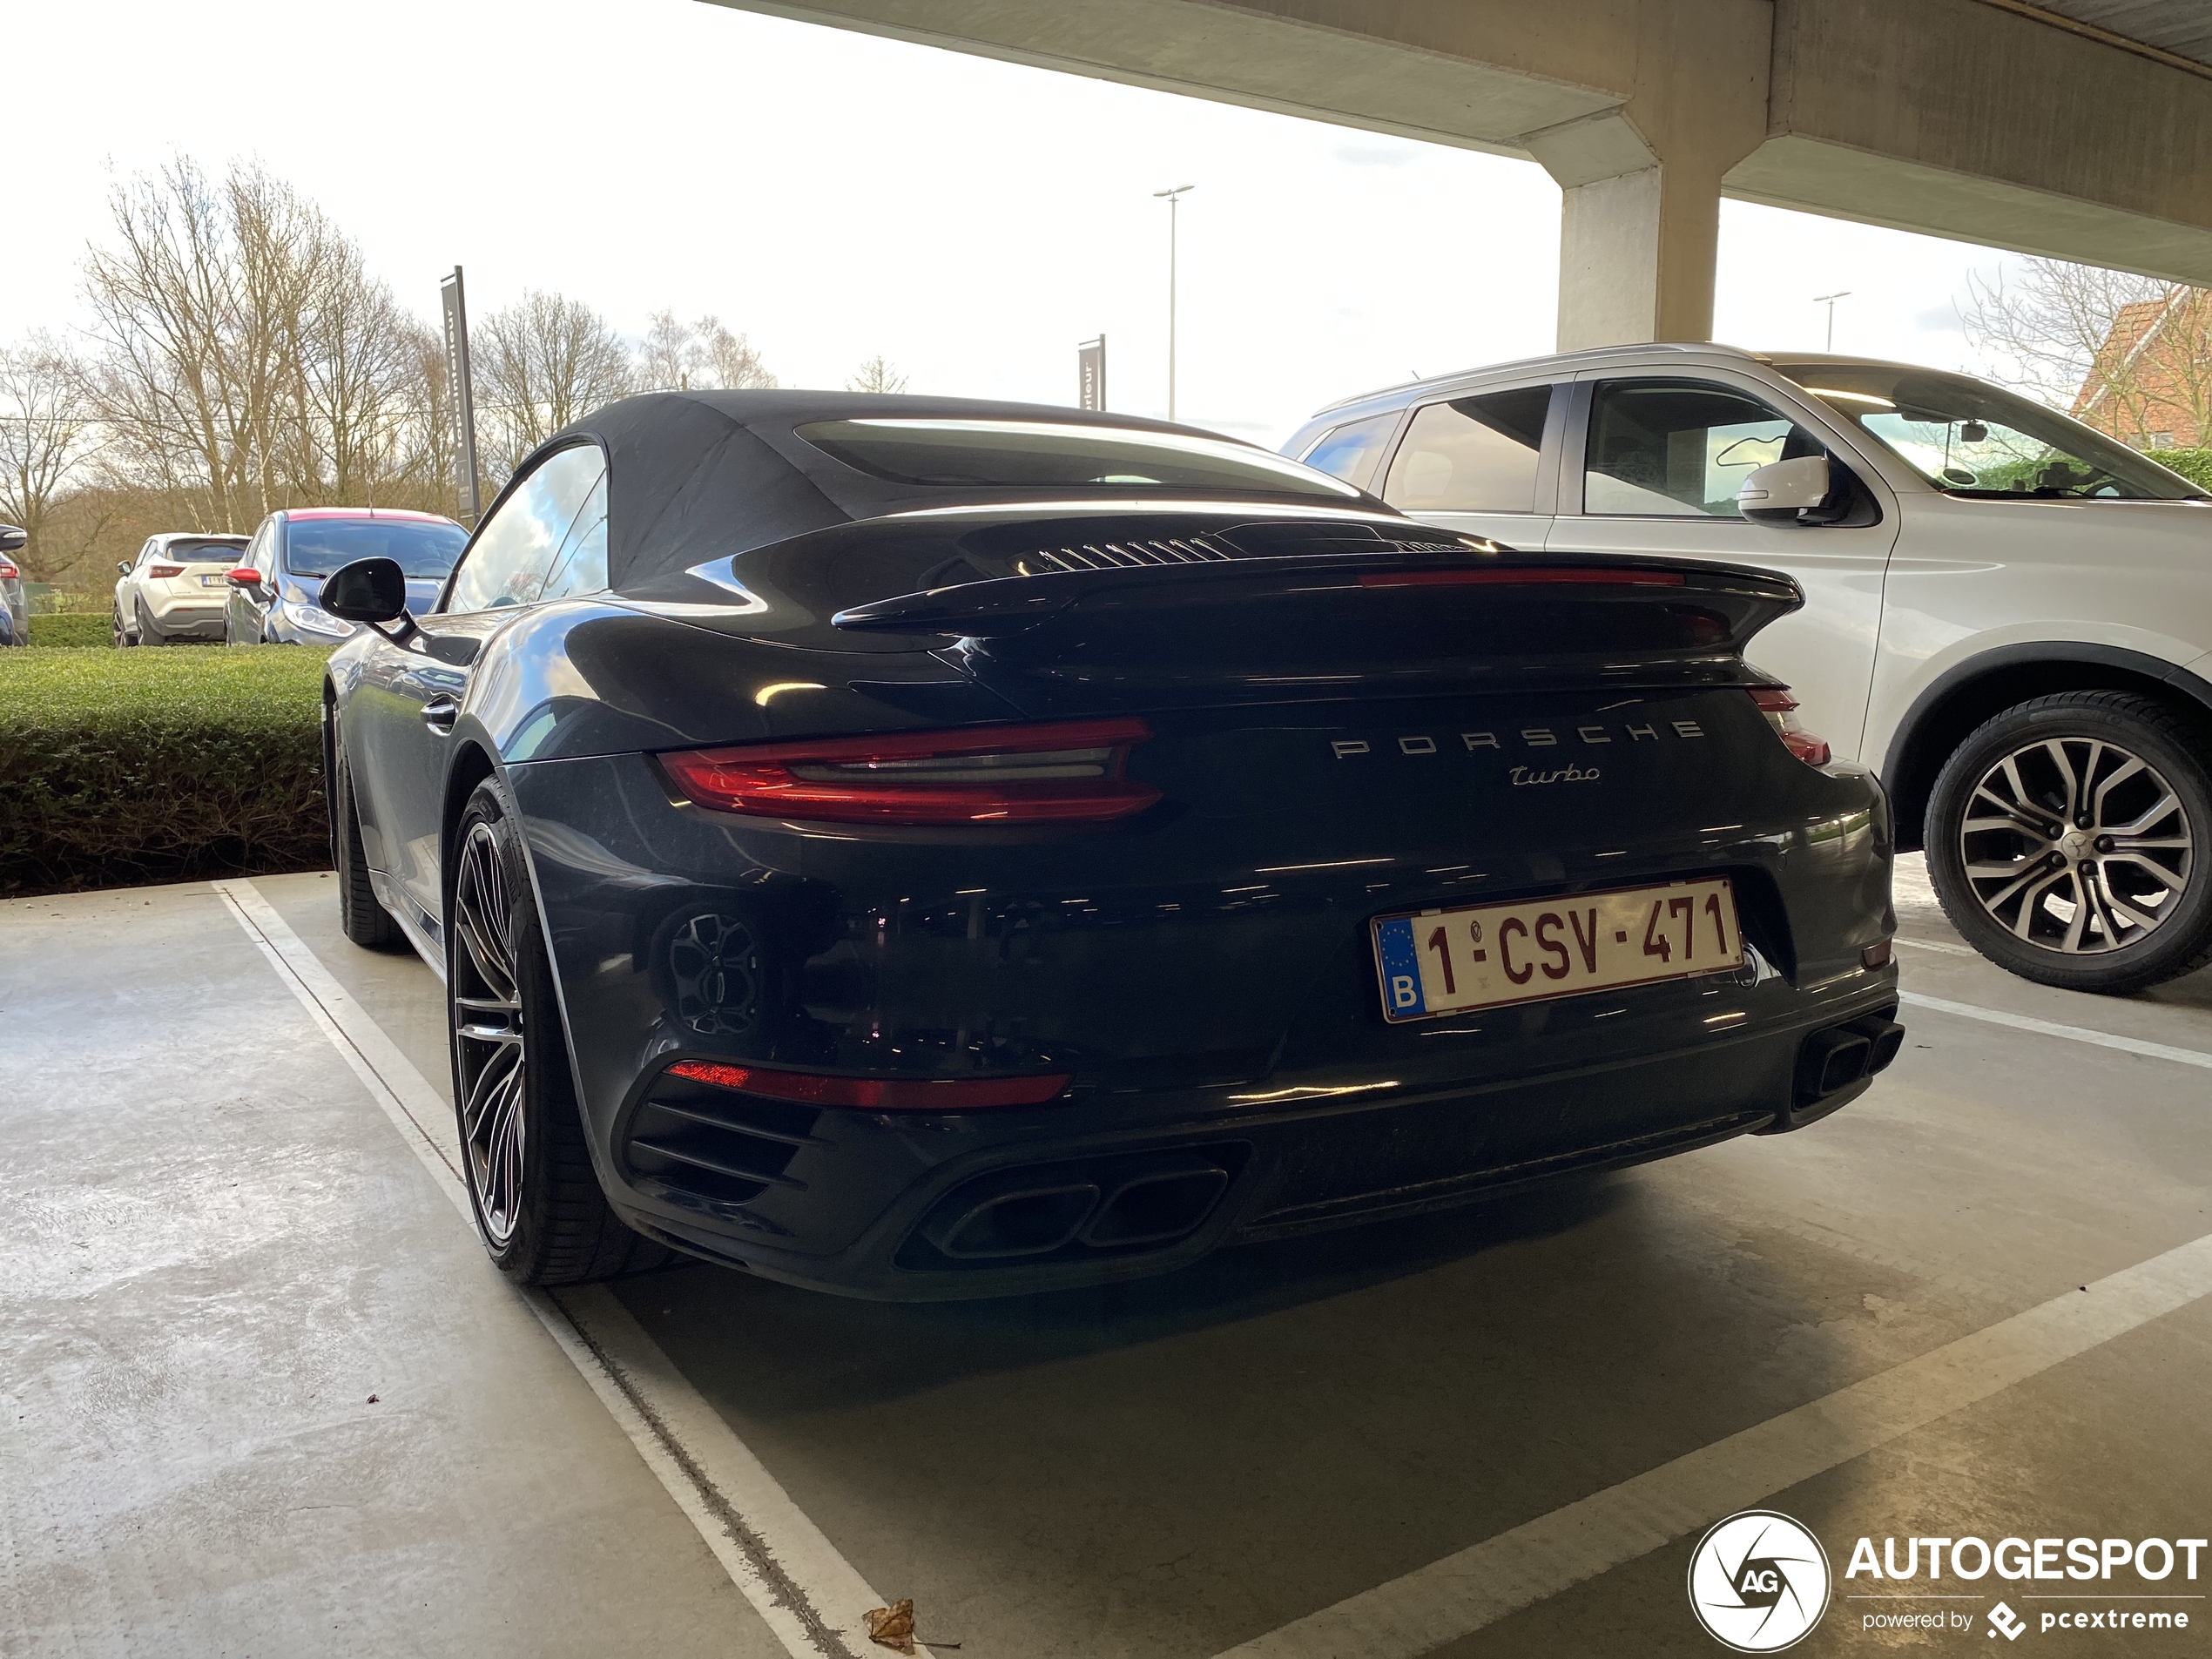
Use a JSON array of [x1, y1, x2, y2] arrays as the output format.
[[315, 392, 1901, 1298], [225, 508, 467, 644]]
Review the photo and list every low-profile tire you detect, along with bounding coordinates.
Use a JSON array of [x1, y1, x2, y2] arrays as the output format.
[[333, 738, 403, 951], [449, 779, 672, 1285], [1925, 691, 2212, 994]]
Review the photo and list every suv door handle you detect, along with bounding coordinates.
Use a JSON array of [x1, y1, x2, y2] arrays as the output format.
[[421, 696, 459, 734]]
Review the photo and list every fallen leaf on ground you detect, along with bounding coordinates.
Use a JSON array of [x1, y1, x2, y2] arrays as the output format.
[[366, 1394, 380, 1405], [864, 1601, 915, 1654]]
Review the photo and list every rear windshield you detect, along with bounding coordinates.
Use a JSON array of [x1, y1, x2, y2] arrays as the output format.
[[1776, 364, 2207, 501], [283, 518, 468, 578], [166, 539, 249, 563], [796, 418, 1364, 499]]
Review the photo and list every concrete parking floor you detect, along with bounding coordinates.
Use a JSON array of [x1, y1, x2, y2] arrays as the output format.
[[3, 858, 2209, 1657]]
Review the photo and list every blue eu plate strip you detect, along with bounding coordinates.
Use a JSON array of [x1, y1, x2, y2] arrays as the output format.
[[1373, 915, 1426, 1019]]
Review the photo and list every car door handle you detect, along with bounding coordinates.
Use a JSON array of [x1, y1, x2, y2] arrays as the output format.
[[421, 696, 460, 734]]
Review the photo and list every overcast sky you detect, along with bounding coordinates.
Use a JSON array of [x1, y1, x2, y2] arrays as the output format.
[[8, 0, 2021, 447]]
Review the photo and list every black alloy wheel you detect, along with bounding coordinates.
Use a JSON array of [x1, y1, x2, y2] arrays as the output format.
[[1926, 691, 2212, 994], [112, 604, 136, 647], [448, 780, 671, 1284]]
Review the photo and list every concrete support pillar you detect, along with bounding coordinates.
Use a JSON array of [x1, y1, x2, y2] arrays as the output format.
[[1527, 107, 1730, 352]]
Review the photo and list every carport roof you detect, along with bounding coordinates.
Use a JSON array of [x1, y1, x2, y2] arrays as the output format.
[[2013, 0, 2212, 71]]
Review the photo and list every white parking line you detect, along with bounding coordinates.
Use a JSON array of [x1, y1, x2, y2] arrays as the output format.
[[1900, 990, 2212, 1072], [1215, 1229, 2212, 1659], [213, 880, 920, 1659]]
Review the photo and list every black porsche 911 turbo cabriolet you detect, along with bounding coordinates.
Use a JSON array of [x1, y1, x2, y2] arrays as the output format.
[[318, 390, 1901, 1298]]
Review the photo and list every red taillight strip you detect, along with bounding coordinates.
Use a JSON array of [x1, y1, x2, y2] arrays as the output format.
[[667, 1059, 1070, 1110], [1356, 567, 1684, 588], [659, 717, 1161, 825], [148, 563, 186, 578]]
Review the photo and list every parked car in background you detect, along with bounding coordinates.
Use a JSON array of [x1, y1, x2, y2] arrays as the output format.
[[317, 390, 1898, 1295], [1287, 345, 2212, 995], [225, 508, 468, 644], [111, 532, 252, 645], [0, 524, 26, 646]]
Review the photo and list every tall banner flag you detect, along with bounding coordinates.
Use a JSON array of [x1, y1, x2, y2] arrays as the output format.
[[1078, 335, 1106, 411], [440, 267, 482, 522]]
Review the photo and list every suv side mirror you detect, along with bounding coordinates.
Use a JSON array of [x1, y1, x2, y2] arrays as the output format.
[[118, 560, 134, 577], [0, 525, 24, 555], [320, 557, 408, 623], [1738, 456, 1834, 524]]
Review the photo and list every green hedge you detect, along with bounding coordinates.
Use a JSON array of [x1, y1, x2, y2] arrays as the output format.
[[24, 612, 114, 648], [0, 647, 334, 896], [2155, 448, 2212, 491]]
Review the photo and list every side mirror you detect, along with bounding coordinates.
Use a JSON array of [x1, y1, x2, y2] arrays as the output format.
[[1738, 455, 1834, 524], [226, 566, 264, 589], [0, 525, 24, 554], [320, 557, 408, 623], [118, 560, 133, 577]]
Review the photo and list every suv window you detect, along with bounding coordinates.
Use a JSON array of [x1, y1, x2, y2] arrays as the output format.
[[1299, 411, 1399, 491], [1584, 381, 1829, 518], [445, 444, 607, 613], [1383, 386, 1554, 513]]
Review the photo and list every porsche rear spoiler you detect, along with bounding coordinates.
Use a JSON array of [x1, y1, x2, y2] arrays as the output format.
[[833, 552, 1804, 711]]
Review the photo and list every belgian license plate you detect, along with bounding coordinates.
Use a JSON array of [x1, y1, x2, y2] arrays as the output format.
[[1372, 878, 1743, 1022], [199, 573, 226, 586]]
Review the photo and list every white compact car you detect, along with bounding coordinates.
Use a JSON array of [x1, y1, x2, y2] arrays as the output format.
[[112, 531, 251, 645], [1286, 346, 2212, 995]]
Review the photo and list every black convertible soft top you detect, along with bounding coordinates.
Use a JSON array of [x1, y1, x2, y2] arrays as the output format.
[[539, 391, 1318, 593]]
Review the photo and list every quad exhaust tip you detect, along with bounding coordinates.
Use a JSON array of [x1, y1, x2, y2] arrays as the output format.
[[919, 1152, 1234, 1263], [1795, 1009, 1905, 1107]]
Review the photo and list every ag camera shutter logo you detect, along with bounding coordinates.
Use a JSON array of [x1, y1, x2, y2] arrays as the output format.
[[1687, 1510, 1832, 1651]]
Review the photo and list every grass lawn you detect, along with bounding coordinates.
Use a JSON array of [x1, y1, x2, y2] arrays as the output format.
[[0, 645, 334, 895]]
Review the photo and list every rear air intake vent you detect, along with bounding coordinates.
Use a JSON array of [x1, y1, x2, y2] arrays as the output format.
[[1010, 532, 1472, 577], [619, 1073, 826, 1217], [1015, 537, 1233, 574]]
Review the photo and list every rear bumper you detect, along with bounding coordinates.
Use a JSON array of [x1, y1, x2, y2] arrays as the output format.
[[608, 981, 1900, 1300], [507, 736, 1899, 1300], [145, 594, 227, 639]]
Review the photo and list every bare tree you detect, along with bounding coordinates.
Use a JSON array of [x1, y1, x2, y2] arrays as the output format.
[[636, 310, 778, 392], [847, 354, 908, 395], [0, 334, 97, 578], [1962, 259, 2212, 445], [475, 290, 633, 479], [703, 319, 777, 390]]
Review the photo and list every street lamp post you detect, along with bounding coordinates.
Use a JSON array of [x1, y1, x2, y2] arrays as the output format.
[[1814, 290, 1851, 353], [1154, 185, 1193, 420]]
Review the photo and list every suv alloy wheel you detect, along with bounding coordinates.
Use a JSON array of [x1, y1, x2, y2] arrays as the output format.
[[1925, 691, 2212, 994]]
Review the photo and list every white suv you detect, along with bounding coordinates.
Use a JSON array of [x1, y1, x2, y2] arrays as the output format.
[[112, 531, 250, 645], [1286, 346, 2212, 995]]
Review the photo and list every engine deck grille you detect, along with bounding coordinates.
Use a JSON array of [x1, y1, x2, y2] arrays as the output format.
[[1014, 537, 1233, 574]]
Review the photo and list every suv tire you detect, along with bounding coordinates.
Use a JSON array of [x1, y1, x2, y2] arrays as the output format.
[[448, 779, 672, 1285], [113, 604, 137, 647], [1925, 691, 2212, 994]]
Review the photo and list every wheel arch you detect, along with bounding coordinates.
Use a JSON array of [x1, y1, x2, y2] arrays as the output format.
[[1882, 644, 2212, 852]]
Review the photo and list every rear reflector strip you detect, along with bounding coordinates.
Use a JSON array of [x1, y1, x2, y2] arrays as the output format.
[[667, 1059, 1070, 1110], [1355, 567, 1684, 588], [659, 718, 1160, 825]]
